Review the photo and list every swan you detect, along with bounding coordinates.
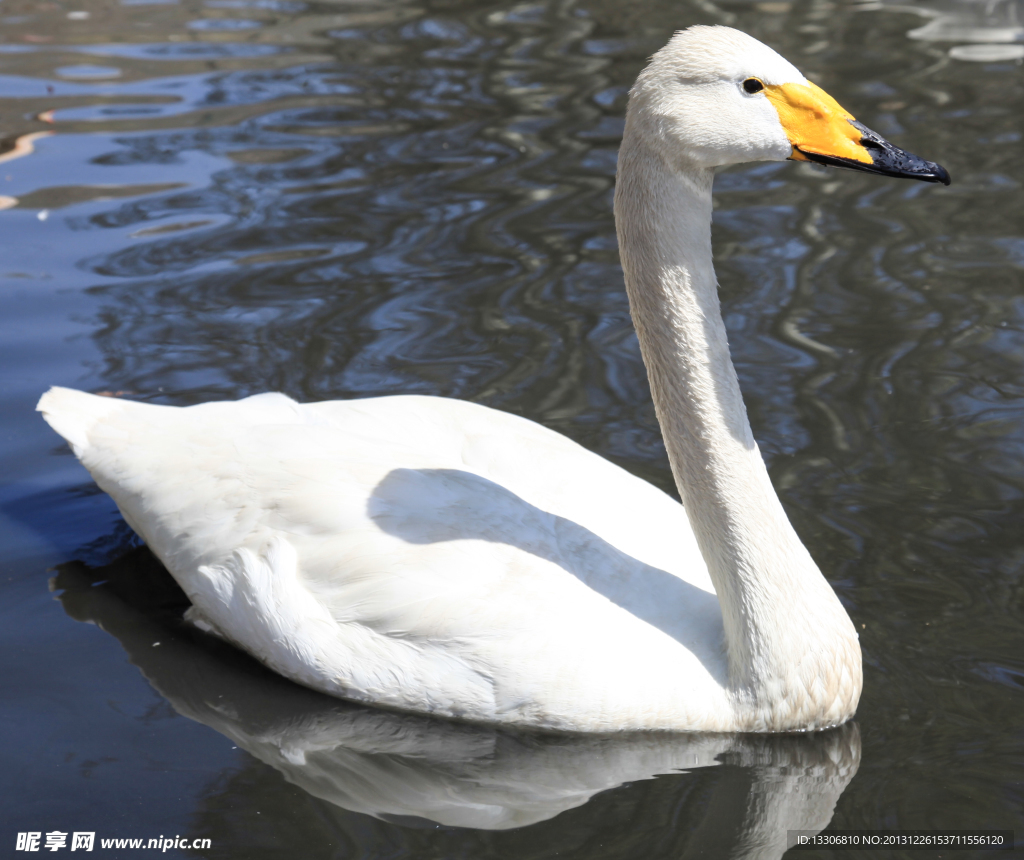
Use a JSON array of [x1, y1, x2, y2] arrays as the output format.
[[54, 550, 861, 847], [38, 26, 949, 733]]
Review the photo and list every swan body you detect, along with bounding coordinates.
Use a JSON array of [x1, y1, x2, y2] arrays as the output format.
[[39, 26, 949, 732], [40, 389, 735, 730]]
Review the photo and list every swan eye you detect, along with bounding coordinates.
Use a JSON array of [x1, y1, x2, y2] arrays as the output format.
[[743, 78, 764, 95]]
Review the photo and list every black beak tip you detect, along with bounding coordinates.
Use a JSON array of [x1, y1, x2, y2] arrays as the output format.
[[930, 162, 952, 187], [872, 147, 952, 186], [847, 121, 952, 186]]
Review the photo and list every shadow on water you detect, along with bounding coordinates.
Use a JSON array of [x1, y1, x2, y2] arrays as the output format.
[[52, 548, 859, 858]]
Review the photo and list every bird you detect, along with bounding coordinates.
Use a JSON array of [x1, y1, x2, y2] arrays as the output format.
[[38, 26, 949, 733], [53, 550, 862, 841]]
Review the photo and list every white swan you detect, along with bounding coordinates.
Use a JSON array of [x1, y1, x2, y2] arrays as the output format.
[[55, 554, 861, 845], [38, 26, 949, 733]]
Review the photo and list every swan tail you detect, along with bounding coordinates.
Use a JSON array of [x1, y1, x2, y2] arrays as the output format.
[[37, 386, 132, 457]]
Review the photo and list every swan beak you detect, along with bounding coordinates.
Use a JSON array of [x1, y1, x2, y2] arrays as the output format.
[[765, 81, 951, 186]]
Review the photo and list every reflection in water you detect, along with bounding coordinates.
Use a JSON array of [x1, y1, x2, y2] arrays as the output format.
[[54, 548, 856, 855], [53, 549, 859, 854], [879, 0, 1024, 61], [0, 130, 51, 164]]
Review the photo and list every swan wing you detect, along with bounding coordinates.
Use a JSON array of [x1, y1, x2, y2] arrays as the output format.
[[39, 388, 728, 730]]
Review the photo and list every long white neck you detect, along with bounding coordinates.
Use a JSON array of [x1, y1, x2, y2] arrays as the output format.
[[614, 125, 861, 730]]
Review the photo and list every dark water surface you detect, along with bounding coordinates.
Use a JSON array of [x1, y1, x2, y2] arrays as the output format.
[[1, 0, 1022, 857]]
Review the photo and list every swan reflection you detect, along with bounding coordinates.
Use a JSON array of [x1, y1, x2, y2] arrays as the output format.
[[53, 548, 859, 854], [879, 0, 1024, 61]]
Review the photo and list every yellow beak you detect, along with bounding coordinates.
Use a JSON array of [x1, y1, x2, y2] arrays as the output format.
[[764, 81, 871, 165], [763, 81, 950, 185]]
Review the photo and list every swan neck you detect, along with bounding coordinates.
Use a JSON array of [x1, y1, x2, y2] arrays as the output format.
[[614, 130, 860, 729]]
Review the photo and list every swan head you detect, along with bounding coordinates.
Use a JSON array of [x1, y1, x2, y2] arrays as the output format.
[[628, 26, 950, 185]]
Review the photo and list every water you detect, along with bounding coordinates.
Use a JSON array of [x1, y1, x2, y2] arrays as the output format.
[[1, 0, 1022, 856]]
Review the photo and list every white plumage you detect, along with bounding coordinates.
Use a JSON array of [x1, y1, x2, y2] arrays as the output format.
[[40, 390, 731, 729], [37, 25, 939, 733]]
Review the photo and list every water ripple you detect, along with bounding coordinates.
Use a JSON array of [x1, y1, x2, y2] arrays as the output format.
[[0, 0, 1022, 850]]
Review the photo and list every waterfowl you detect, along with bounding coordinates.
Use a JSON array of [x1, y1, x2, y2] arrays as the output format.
[[54, 552, 862, 839], [39, 26, 949, 733]]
